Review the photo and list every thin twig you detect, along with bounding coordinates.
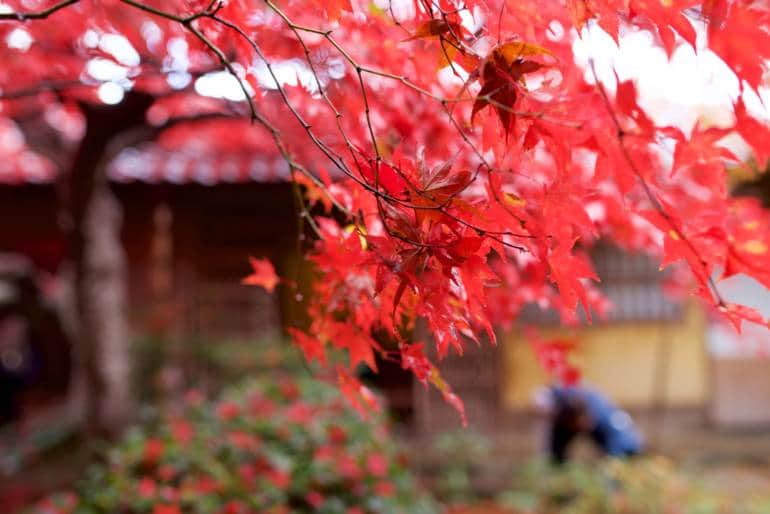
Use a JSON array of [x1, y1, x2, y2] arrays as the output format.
[[0, 0, 79, 21], [587, 58, 725, 306]]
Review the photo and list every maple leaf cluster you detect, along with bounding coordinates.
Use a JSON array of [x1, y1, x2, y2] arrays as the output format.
[[3, 0, 770, 419]]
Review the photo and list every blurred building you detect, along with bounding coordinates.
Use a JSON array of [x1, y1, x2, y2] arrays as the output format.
[[0, 145, 313, 435], [706, 171, 770, 429], [0, 150, 299, 342], [708, 273, 770, 428]]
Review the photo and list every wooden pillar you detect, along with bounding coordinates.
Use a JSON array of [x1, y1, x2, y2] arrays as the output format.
[[62, 92, 155, 435]]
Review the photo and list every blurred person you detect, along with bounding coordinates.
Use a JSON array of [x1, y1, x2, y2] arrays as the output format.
[[0, 255, 72, 427], [533, 383, 644, 464], [0, 317, 27, 426]]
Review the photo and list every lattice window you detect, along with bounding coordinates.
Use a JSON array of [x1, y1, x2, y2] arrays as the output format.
[[187, 281, 281, 340], [521, 244, 683, 325], [414, 340, 501, 433]]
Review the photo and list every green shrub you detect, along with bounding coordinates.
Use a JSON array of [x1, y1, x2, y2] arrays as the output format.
[[430, 430, 492, 503], [131, 335, 307, 404], [27, 375, 437, 514], [497, 457, 770, 514]]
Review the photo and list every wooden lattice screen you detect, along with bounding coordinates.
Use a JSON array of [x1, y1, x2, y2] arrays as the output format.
[[520, 244, 684, 325], [414, 337, 502, 434], [185, 281, 281, 340]]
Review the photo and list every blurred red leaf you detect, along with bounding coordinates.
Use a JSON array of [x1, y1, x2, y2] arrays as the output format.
[[242, 257, 279, 293]]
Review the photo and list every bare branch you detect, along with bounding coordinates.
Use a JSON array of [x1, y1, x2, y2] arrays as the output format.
[[0, 0, 79, 21], [117, 0, 185, 23], [587, 59, 726, 307]]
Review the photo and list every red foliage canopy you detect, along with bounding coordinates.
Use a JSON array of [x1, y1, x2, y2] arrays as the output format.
[[2, 0, 770, 420]]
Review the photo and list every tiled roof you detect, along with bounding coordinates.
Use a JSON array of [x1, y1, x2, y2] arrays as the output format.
[[0, 147, 290, 185], [108, 146, 291, 184], [0, 150, 57, 184]]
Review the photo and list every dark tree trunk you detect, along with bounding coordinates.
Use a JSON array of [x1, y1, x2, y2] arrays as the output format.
[[61, 92, 154, 436]]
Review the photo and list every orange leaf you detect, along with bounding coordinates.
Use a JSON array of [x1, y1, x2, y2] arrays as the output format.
[[428, 367, 467, 426], [567, 0, 592, 31], [403, 19, 455, 41], [294, 172, 333, 211], [493, 41, 554, 66], [471, 41, 553, 136], [242, 257, 279, 293], [323, 0, 352, 21], [337, 367, 380, 419]]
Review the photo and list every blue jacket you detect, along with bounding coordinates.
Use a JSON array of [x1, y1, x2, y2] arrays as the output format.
[[550, 385, 643, 461]]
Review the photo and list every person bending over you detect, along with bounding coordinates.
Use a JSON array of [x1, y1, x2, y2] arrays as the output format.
[[535, 384, 644, 464]]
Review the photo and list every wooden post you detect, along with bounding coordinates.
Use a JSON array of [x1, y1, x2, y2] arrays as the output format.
[[61, 92, 154, 435]]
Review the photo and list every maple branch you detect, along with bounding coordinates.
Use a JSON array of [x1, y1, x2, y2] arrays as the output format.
[[209, 10, 453, 216], [263, 6, 368, 190], [117, 0, 185, 23], [362, 62, 579, 128], [119, 0, 223, 24], [0, 0, 79, 21], [186, 27, 258, 121], [587, 59, 726, 307], [271, 4, 536, 247], [110, 0, 535, 258], [203, 14, 380, 221], [259, 0, 545, 246], [219, 11, 528, 253], [258, 0, 574, 254], [188, 11, 363, 225], [209, 16, 344, 159], [195, 16, 325, 238], [262, 8, 385, 193], [290, 166, 323, 239], [117, 0, 262, 128], [112, 1, 337, 218], [262, 8, 580, 131]]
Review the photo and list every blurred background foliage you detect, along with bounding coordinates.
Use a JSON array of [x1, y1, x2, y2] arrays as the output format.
[[497, 456, 770, 514], [11, 335, 770, 514], [25, 371, 438, 514]]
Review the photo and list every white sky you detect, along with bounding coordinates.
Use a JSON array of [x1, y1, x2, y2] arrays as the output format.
[[574, 22, 770, 157]]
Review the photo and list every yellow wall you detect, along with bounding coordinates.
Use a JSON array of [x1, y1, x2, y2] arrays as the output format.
[[503, 302, 708, 410]]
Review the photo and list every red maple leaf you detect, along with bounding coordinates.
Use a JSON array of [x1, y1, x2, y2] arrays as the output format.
[[242, 257, 279, 293]]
